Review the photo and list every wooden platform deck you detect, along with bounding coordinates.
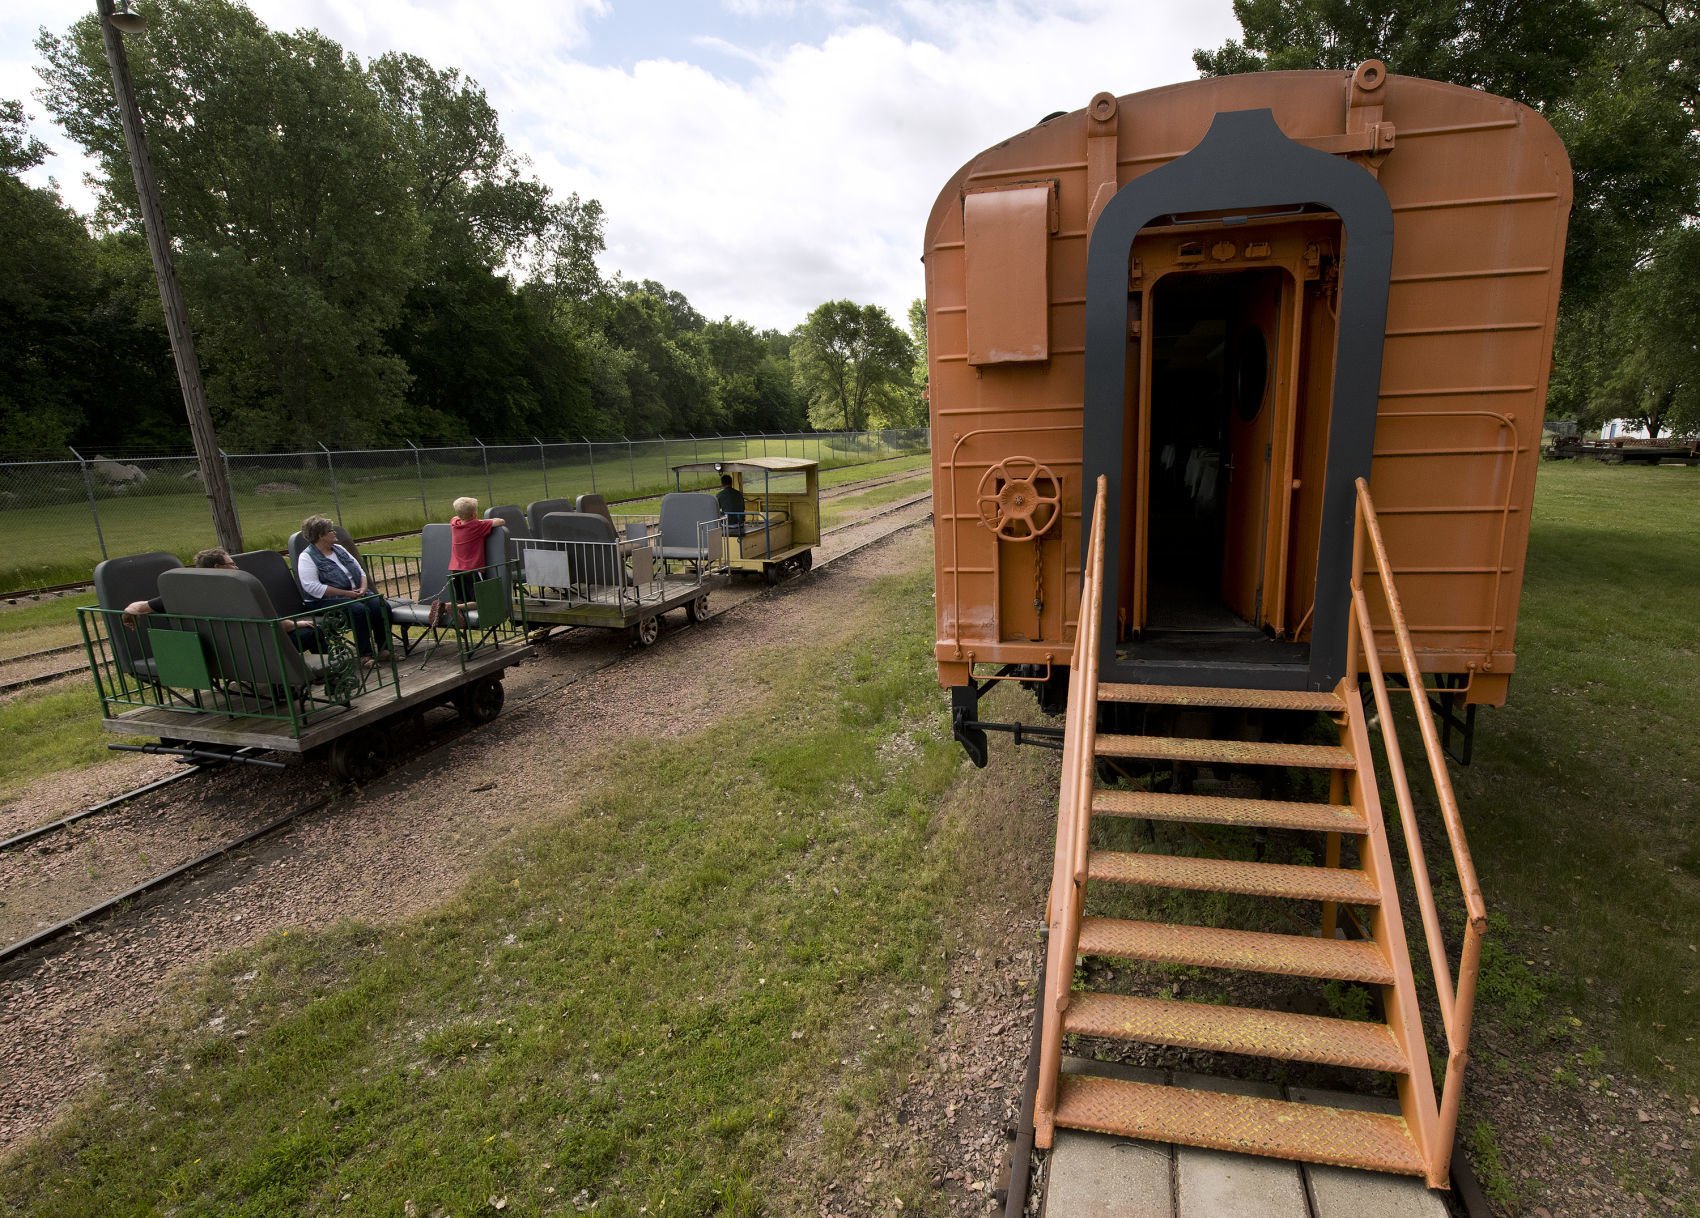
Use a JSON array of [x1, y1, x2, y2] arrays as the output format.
[[100, 639, 527, 753], [521, 571, 727, 629]]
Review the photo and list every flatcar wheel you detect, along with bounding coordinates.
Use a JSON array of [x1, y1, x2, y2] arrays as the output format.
[[685, 594, 711, 624], [762, 563, 779, 587], [631, 616, 661, 647], [330, 727, 390, 785], [454, 675, 505, 724]]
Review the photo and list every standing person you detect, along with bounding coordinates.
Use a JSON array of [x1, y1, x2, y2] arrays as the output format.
[[296, 516, 392, 662], [432, 496, 497, 627], [716, 473, 746, 537]]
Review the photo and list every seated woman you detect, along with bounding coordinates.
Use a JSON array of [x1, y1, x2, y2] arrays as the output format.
[[295, 515, 392, 662]]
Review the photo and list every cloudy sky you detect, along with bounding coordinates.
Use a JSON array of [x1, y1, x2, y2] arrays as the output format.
[[2, 1, 1244, 332]]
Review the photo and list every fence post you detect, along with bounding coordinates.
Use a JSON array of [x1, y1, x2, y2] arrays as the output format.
[[67, 447, 109, 562], [762, 432, 768, 457], [407, 441, 428, 525], [476, 438, 494, 507], [221, 448, 243, 533], [583, 436, 596, 493], [535, 436, 549, 498], [625, 435, 635, 491], [318, 442, 343, 526], [691, 433, 699, 463]]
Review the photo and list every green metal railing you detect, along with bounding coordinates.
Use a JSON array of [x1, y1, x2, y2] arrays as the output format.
[[78, 599, 394, 735]]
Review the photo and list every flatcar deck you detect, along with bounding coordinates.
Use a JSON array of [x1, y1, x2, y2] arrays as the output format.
[[99, 641, 526, 753], [520, 570, 727, 629]]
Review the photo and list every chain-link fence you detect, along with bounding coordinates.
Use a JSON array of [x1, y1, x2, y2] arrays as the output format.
[[0, 428, 930, 594]]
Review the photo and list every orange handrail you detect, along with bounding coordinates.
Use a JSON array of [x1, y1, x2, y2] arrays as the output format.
[[1346, 475, 1488, 1158], [1033, 474, 1107, 1146]]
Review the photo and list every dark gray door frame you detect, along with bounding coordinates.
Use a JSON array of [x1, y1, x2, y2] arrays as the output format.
[[1081, 108, 1394, 690]]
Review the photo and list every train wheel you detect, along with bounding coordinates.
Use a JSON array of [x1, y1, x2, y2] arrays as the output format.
[[454, 675, 505, 724], [786, 550, 813, 577], [762, 563, 779, 587], [330, 727, 390, 785], [632, 616, 661, 647], [685, 594, 712, 623]]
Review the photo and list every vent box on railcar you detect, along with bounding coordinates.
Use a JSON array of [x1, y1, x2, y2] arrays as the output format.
[[924, 63, 1571, 761]]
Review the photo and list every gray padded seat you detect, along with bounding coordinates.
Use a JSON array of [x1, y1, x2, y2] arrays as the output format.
[[575, 494, 614, 529], [232, 549, 307, 617], [526, 498, 577, 537], [539, 512, 623, 590], [485, 505, 528, 538], [388, 524, 510, 634], [92, 551, 183, 681], [388, 523, 453, 630], [156, 568, 327, 693], [287, 524, 362, 570], [657, 492, 723, 564]]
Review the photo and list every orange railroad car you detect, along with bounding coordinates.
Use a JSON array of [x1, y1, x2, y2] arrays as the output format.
[[925, 63, 1571, 764]]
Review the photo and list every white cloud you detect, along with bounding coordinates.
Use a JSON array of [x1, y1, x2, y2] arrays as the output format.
[[2, 0, 1246, 330]]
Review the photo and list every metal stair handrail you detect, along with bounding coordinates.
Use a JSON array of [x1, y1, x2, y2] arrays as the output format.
[[1347, 475, 1489, 1161], [1033, 474, 1108, 1146]]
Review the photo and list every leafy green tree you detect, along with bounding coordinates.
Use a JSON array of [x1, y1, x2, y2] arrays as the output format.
[[0, 100, 179, 454], [584, 278, 723, 436], [39, 0, 423, 448], [702, 318, 806, 432], [791, 301, 918, 432], [1195, 0, 1700, 429]]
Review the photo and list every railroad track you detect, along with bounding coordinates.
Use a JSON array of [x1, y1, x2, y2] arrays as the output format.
[[0, 467, 934, 696], [0, 495, 933, 969]]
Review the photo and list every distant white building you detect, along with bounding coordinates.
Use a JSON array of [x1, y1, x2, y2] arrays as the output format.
[[1599, 418, 1651, 440]]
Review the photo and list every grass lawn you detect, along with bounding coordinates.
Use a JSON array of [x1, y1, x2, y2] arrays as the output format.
[[1, 441, 928, 594], [0, 685, 113, 806], [0, 556, 1010, 1216], [1452, 461, 1700, 1080]]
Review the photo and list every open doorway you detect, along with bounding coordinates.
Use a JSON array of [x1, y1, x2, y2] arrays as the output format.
[[1143, 268, 1286, 638]]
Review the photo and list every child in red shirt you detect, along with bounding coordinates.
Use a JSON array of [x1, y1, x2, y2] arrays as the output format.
[[434, 496, 496, 626]]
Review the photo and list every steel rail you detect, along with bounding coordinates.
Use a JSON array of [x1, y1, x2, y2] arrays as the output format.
[[0, 798, 334, 967], [0, 501, 935, 970], [0, 767, 203, 854]]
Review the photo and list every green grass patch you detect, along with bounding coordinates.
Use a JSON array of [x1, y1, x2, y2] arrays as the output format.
[[0, 593, 97, 656], [0, 685, 113, 804], [1446, 462, 1700, 1083], [0, 558, 979, 1215]]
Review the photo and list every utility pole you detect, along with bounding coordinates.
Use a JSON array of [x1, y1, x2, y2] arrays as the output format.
[[97, 0, 243, 552]]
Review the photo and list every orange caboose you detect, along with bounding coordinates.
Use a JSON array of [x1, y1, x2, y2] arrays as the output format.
[[925, 63, 1571, 764]]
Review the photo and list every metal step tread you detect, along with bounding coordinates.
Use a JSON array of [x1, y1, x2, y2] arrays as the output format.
[[1089, 849, 1381, 905], [1096, 734, 1356, 770], [1054, 1073, 1426, 1177], [1099, 683, 1345, 713], [1093, 789, 1367, 834], [1064, 990, 1409, 1072], [1076, 916, 1396, 984]]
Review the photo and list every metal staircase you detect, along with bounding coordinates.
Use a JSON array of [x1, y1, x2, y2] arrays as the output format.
[[1035, 476, 1487, 1190]]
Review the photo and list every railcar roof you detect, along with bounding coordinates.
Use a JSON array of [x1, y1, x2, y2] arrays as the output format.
[[670, 457, 819, 473]]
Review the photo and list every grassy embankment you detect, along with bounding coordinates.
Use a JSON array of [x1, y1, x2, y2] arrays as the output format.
[[2, 440, 927, 593], [0, 549, 1061, 1216]]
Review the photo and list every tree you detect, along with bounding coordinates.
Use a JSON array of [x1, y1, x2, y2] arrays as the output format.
[[0, 100, 179, 454], [790, 301, 918, 432], [702, 318, 806, 432], [1195, 0, 1700, 428], [39, 1, 423, 448]]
